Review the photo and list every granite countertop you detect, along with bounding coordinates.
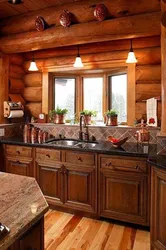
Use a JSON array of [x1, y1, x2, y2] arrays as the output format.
[[0, 136, 157, 158], [148, 155, 166, 170], [0, 172, 49, 250]]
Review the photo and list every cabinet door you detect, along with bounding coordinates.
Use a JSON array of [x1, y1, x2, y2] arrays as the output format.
[[5, 157, 33, 177], [100, 169, 149, 226], [151, 167, 166, 250], [36, 162, 63, 205], [63, 164, 97, 214]]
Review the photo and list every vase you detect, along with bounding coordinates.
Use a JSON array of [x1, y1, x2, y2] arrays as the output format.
[[54, 114, 65, 124], [106, 115, 118, 126], [84, 115, 92, 125]]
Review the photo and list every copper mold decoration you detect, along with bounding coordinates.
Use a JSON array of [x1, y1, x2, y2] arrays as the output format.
[[59, 10, 72, 28], [8, 0, 23, 4], [35, 16, 46, 31], [94, 4, 107, 21]]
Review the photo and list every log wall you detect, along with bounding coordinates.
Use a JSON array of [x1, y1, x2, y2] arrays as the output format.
[[23, 36, 161, 123], [23, 73, 42, 118], [9, 54, 26, 106]]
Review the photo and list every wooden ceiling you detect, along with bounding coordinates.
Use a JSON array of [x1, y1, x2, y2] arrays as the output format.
[[0, 0, 81, 19]]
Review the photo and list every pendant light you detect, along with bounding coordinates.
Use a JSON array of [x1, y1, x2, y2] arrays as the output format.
[[126, 39, 138, 63], [73, 46, 84, 68], [28, 52, 38, 71]]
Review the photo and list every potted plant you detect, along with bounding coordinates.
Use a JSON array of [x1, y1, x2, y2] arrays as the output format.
[[105, 109, 118, 126], [49, 107, 68, 124], [80, 110, 97, 125]]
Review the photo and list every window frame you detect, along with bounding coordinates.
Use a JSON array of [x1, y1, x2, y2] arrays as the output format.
[[108, 72, 127, 124], [50, 69, 127, 123]]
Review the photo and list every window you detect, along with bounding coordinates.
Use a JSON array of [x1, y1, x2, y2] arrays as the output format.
[[54, 77, 75, 120], [83, 77, 103, 121], [109, 74, 127, 123]]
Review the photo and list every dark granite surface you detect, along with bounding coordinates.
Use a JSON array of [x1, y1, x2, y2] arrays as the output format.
[[147, 155, 166, 170], [1, 136, 166, 169], [0, 136, 157, 158]]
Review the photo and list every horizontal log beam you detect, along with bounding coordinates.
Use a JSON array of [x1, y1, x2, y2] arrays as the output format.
[[24, 73, 42, 87], [24, 36, 160, 60], [0, 0, 160, 35], [22, 87, 42, 102], [9, 78, 24, 94], [23, 47, 161, 72], [136, 65, 161, 81], [25, 102, 42, 118], [0, 12, 161, 54], [10, 54, 24, 66]]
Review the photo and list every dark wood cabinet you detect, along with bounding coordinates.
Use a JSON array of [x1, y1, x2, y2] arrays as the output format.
[[36, 162, 63, 206], [99, 155, 150, 226], [35, 149, 97, 214], [63, 163, 97, 213], [8, 217, 44, 250], [151, 166, 166, 250], [4, 145, 34, 177], [5, 156, 33, 177]]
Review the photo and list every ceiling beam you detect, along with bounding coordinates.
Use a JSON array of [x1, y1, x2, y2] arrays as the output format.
[[0, 12, 161, 53]]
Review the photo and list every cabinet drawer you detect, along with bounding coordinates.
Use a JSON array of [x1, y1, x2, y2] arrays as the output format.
[[100, 156, 147, 173], [5, 145, 32, 158], [64, 151, 95, 166], [36, 148, 61, 162]]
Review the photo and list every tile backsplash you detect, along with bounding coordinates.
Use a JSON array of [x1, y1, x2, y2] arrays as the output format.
[[34, 124, 159, 144]]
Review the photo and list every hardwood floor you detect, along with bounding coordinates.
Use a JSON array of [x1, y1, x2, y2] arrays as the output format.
[[44, 210, 150, 250]]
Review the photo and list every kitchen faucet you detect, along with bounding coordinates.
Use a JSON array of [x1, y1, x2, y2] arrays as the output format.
[[79, 115, 89, 141]]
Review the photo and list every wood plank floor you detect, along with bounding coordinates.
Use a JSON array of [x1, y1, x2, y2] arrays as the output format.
[[45, 210, 150, 250]]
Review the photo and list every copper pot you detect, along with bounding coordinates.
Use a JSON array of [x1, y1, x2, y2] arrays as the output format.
[[54, 114, 65, 124], [106, 115, 118, 126], [135, 128, 150, 142]]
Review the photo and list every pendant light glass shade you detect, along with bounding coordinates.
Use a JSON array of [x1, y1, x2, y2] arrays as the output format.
[[126, 40, 137, 64], [73, 46, 84, 68], [28, 53, 38, 71]]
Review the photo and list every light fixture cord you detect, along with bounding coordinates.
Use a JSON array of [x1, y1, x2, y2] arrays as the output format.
[[130, 39, 133, 52], [77, 45, 80, 57]]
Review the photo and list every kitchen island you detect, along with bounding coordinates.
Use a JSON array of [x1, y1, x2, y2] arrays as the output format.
[[0, 172, 49, 250]]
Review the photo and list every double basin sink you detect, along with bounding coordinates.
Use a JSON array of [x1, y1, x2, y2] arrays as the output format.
[[46, 138, 98, 149]]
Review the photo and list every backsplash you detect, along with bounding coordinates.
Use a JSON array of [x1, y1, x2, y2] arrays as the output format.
[[157, 135, 166, 155], [33, 124, 159, 144], [0, 124, 23, 138]]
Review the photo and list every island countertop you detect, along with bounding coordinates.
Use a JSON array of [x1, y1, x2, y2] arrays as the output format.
[[0, 172, 49, 250]]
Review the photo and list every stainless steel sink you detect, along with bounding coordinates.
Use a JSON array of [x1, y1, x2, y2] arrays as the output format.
[[74, 142, 98, 149], [46, 139, 98, 148], [47, 139, 79, 146]]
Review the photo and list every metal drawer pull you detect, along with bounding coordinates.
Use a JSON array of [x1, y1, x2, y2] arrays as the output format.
[[16, 160, 20, 164], [105, 162, 112, 166], [135, 165, 141, 170], [77, 157, 82, 161], [16, 150, 20, 154], [46, 154, 50, 158]]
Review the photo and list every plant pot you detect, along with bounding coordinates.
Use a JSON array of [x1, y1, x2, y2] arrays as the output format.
[[84, 115, 92, 125], [54, 114, 65, 124], [106, 115, 118, 126]]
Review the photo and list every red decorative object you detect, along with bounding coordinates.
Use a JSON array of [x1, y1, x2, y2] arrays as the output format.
[[35, 16, 45, 31], [59, 10, 72, 28], [94, 4, 107, 21]]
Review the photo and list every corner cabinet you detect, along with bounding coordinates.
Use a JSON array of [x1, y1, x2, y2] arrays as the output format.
[[151, 166, 166, 250], [99, 154, 150, 226]]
